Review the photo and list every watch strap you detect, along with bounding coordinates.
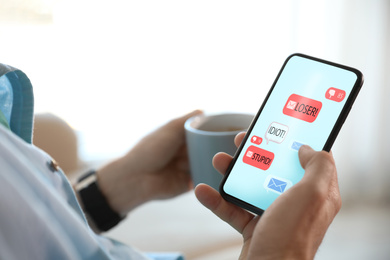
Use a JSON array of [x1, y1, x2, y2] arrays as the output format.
[[78, 171, 124, 231]]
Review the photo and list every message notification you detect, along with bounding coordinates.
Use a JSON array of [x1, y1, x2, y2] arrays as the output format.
[[243, 145, 274, 170], [265, 122, 289, 144], [326, 87, 346, 102], [251, 135, 263, 145], [264, 175, 293, 194], [283, 94, 322, 123]]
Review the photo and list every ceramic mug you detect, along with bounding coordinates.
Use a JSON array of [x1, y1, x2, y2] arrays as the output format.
[[185, 113, 254, 190]]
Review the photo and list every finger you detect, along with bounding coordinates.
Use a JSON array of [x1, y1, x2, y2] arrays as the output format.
[[297, 145, 340, 207], [173, 109, 203, 128], [152, 110, 203, 155], [298, 145, 316, 169], [162, 110, 203, 138], [175, 145, 190, 172], [212, 132, 246, 175], [181, 109, 204, 122], [298, 145, 336, 179], [195, 184, 255, 234], [212, 152, 233, 175], [234, 132, 247, 147]]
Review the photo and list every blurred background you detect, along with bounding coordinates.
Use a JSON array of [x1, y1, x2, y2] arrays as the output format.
[[1, 0, 389, 259]]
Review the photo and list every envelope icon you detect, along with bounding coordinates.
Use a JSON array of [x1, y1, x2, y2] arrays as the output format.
[[286, 100, 297, 110], [291, 141, 304, 151], [267, 178, 287, 193]]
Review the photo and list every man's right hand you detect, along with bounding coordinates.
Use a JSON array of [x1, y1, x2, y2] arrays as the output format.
[[195, 132, 341, 260]]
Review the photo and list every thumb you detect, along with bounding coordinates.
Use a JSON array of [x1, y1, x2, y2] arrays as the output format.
[[298, 145, 337, 190], [166, 110, 203, 133], [177, 109, 203, 125], [298, 145, 316, 169]]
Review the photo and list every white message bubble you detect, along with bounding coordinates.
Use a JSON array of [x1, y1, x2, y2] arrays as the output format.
[[265, 122, 289, 144]]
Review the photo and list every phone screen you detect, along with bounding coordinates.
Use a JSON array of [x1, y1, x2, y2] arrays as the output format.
[[220, 54, 363, 214]]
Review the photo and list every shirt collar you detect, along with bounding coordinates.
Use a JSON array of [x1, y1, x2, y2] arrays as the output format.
[[0, 64, 34, 143]]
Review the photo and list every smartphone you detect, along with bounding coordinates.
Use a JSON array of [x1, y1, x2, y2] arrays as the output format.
[[219, 53, 364, 215]]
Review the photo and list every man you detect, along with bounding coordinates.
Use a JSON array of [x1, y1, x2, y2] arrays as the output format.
[[0, 64, 340, 259]]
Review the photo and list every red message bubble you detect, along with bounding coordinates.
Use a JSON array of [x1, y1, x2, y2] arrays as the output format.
[[251, 135, 262, 145], [326, 87, 346, 102], [243, 145, 274, 170], [283, 94, 322, 123]]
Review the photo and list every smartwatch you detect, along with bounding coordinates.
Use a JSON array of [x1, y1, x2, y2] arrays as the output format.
[[76, 170, 124, 231]]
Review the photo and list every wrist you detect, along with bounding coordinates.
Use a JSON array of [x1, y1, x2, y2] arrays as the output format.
[[96, 156, 153, 214], [76, 170, 125, 232]]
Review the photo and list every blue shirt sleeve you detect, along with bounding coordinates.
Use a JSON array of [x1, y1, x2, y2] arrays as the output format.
[[0, 125, 154, 260]]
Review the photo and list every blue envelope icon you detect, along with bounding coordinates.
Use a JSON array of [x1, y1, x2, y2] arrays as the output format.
[[291, 141, 304, 151], [267, 178, 288, 193]]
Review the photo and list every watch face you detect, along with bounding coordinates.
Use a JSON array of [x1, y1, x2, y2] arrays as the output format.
[[76, 171, 97, 191]]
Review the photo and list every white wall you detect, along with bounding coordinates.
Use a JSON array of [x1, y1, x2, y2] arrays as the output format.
[[1, 0, 389, 203]]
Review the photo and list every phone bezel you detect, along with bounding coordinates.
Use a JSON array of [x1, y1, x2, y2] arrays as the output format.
[[219, 53, 364, 215]]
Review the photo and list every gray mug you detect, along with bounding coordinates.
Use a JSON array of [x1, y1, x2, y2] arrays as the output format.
[[185, 113, 254, 190]]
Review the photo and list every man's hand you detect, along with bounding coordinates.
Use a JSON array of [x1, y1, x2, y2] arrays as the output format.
[[96, 110, 202, 215], [195, 132, 341, 259]]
